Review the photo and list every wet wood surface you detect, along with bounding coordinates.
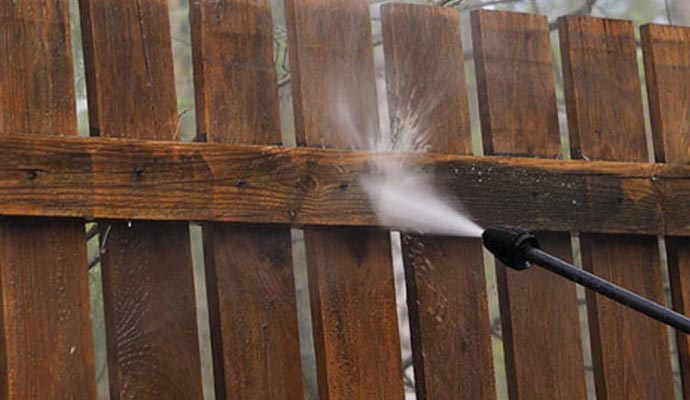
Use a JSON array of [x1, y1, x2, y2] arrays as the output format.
[[0, 1, 96, 398], [79, 0, 203, 397], [285, 0, 404, 398], [383, 4, 495, 399], [473, 10, 587, 400], [560, 15, 674, 399], [3, 134, 690, 235], [190, 0, 304, 398]]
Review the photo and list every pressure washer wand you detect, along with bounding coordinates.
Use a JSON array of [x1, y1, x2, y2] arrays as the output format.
[[482, 226, 690, 334]]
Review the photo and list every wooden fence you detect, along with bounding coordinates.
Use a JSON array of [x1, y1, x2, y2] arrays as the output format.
[[1, 0, 690, 399]]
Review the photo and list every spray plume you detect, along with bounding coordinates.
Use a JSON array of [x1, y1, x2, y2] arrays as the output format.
[[333, 77, 483, 238]]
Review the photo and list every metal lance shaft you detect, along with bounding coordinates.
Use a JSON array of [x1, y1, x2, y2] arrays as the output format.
[[482, 226, 690, 334]]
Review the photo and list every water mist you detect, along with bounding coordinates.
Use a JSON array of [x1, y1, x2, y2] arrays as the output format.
[[333, 76, 482, 238]]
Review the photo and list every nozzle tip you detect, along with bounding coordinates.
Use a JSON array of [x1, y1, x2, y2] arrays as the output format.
[[482, 226, 539, 270]]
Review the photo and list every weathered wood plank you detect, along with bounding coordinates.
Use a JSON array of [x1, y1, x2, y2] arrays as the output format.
[[0, 1, 96, 398], [473, 10, 587, 400], [79, 0, 203, 397], [641, 22, 690, 398], [5, 135, 690, 234], [285, 0, 404, 398], [560, 15, 674, 399], [474, 10, 562, 158], [382, 4, 495, 399], [190, 0, 304, 398]]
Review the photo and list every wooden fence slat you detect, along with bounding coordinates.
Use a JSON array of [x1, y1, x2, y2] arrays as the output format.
[[190, 1, 304, 398], [79, 0, 203, 398], [381, 5, 495, 399], [641, 22, 690, 398], [4, 134, 690, 234], [0, 2, 96, 398], [559, 16, 674, 399], [285, 0, 404, 398], [472, 10, 587, 400]]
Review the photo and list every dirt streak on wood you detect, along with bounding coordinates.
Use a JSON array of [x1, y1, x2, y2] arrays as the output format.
[[190, 0, 304, 398], [382, 4, 495, 399], [642, 22, 690, 399], [560, 15, 674, 399], [0, 1, 96, 398], [285, 0, 404, 398], [79, 0, 203, 398], [4, 135, 690, 235], [473, 10, 587, 400]]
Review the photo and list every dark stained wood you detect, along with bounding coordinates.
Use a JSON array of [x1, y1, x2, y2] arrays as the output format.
[[190, 0, 282, 146], [560, 16, 674, 399], [473, 10, 587, 400], [303, 227, 403, 399], [402, 236, 494, 399], [6, 135, 690, 235], [560, 16, 648, 163], [641, 23, 690, 399], [382, 4, 494, 399], [79, 0, 203, 398], [201, 225, 303, 398], [383, 4, 472, 155], [99, 221, 202, 398], [0, 1, 96, 398], [190, 1, 304, 398], [667, 237, 690, 399], [80, 0, 179, 140], [642, 24, 690, 165], [285, 0, 404, 398], [473, 10, 562, 158]]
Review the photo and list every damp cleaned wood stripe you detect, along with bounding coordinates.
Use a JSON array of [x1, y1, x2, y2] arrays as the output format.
[[79, 0, 203, 398], [190, 0, 304, 398], [472, 10, 587, 400], [382, 4, 496, 399], [285, 0, 405, 398], [5, 134, 690, 235], [560, 15, 675, 399], [641, 22, 690, 399], [0, 1, 96, 398]]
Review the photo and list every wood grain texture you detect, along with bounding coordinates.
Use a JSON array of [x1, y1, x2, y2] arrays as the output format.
[[473, 10, 586, 400], [0, 1, 96, 398], [473, 10, 562, 158], [560, 16, 674, 400], [560, 16, 648, 163], [190, 0, 282, 146], [666, 237, 690, 399], [641, 23, 690, 399], [80, 0, 178, 140], [383, 4, 472, 155], [79, 0, 203, 398], [5, 135, 690, 234], [285, 0, 404, 398], [382, 4, 494, 399], [402, 237, 494, 400], [190, 1, 304, 398], [642, 24, 690, 165]]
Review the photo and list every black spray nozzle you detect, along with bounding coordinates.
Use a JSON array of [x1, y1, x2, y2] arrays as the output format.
[[482, 226, 540, 271], [481, 225, 690, 334]]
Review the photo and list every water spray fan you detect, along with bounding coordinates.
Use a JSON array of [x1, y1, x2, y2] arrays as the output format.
[[483, 226, 690, 334]]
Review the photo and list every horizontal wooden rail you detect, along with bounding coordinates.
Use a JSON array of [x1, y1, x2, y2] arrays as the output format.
[[2, 134, 689, 235]]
